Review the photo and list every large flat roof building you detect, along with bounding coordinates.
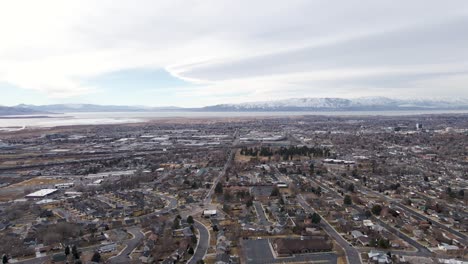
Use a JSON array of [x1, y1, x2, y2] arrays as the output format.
[[25, 189, 58, 198]]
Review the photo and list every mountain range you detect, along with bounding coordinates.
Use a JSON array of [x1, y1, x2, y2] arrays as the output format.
[[1, 97, 468, 115], [203, 97, 468, 111]]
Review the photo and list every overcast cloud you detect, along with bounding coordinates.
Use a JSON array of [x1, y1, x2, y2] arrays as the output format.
[[0, 0, 467, 106]]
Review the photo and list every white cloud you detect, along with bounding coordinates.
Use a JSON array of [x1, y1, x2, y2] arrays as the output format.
[[0, 0, 467, 105]]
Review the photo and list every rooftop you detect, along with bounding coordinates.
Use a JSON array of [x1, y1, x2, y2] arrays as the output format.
[[26, 189, 58, 198]]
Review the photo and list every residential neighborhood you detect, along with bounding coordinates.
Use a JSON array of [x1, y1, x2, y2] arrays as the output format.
[[0, 114, 466, 264]]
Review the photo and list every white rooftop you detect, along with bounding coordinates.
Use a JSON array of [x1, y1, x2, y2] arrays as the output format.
[[203, 210, 217, 215], [26, 189, 58, 198]]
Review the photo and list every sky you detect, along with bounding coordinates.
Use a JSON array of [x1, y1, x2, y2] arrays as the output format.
[[0, 0, 468, 107]]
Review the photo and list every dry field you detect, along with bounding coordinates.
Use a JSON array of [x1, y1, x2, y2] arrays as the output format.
[[8, 176, 65, 188]]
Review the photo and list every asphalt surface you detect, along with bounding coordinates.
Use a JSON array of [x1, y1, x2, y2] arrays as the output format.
[[336, 174, 467, 245], [188, 220, 210, 264], [297, 194, 362, 264], [109, 227, 144, 264], [254, 201, 272, 226], [14, 256, 49, 264], [242, 238, 338, 264], [314, 180, 433, 257], [204, 130, 238, 204], [367, 214, 431, 256], [397, 204, 467, 244]]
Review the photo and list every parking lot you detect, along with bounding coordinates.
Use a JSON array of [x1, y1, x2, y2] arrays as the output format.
[[242, 239, 338, 264]]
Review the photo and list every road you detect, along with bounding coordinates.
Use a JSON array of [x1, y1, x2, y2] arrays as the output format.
[[14, 243, 104, 264], [254, 201, 272, 226], [335, 174, 467, 245], [313, 180, 433, 257], [204, 130, 239, 204], [109, 227, 144, 264], [188, 220, 210, 264], [396, 203, 467, 243], [297, 194, 362, 264]]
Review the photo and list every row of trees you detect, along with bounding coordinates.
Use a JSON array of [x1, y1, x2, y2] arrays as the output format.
[[240, 146, 331, 160]]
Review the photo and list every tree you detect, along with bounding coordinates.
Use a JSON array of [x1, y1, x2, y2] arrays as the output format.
[[215, 182, 223, 194], [2, 255, 8, 264], [223, 191, 232, 201], [65, 245, 70, 256], [371, 205, 382, 216], [72, 245, 80, 260], [71, 245, 77, 256], [91, 252, 101, 263], [378, 238, 390, 249], [364, 210, 372, 218], [246, 198, 253, 207], [187, 215, 194, 225], [196, 260, 205, 264], [172, 218, 181, 230], [316, 186, 322, 196], [270, 187, 280, 197], [188, 247, 194, 255], [343, 195, 352, 205], [310, 212, 321, 224]]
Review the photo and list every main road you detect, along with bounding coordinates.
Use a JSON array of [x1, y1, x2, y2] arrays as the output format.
[[313, 180, 432, 256], [334, 173, 467, 245], [297, 194, 362, 264], [203, 130, 239, 204]]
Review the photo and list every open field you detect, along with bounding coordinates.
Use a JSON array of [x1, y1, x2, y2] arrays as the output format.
[[8, 177, 65, 188]]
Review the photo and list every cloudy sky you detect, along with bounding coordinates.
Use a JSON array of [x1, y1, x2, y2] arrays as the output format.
[[1, 0, 468, 107]]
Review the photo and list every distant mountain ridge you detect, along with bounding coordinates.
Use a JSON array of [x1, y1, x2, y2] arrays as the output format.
[[1, 97, 468, 116], [0, 106, 48, 116], [202, 97, 468, 111]]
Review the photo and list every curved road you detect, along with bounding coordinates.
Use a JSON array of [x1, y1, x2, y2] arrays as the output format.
[[109, 227, 144, 264], [188, 220, 210, 264]]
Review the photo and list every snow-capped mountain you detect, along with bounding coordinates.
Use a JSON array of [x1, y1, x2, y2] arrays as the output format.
[[4, 97, 468, 116], [203, 97, 468, 111]]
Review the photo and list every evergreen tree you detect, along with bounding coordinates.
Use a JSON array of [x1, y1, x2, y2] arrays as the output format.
[[215, 182, 223, 194], [91, 252, 101, 263], [188, 247, 194, 255], [371, 204, 383, 216], [72, 245, 80, 260], [310, 212, 321, 224], [187, 215, 194, 225], [270, 187, 280, 197], [343, 195, 352, 205]]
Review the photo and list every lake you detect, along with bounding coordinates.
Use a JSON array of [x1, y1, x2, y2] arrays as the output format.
[[1, 110, 468, 129]]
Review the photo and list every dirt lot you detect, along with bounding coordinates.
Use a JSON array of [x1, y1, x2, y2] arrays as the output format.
[[8, 177, 65, 188]]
